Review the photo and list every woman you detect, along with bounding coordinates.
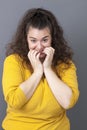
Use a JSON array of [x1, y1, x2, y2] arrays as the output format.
[[2, 8, 79, 130]]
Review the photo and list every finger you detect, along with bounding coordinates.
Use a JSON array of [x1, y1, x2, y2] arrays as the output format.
[[29, 50, 37, 60], [28, 50, 36, 61], [33, 50, 39, 59], [36, 52, 40, 60], [45, 48, 55, 57], [28, 51, 31, 60], [43, 48, 51, 56], [45, 47, 55, 53]]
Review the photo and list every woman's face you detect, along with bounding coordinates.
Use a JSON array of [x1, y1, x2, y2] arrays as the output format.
[[27, 26, 52, 59]]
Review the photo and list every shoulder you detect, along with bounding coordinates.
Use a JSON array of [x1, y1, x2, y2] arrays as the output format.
[[56, 60, 76, 70], [3, 54, 32, 75], [4, 54, 22, 63], [3, 54, 24, 69], [55, 60, 77, 77]]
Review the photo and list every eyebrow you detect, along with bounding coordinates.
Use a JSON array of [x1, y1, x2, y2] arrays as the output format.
[[29, 36, 49, 39]]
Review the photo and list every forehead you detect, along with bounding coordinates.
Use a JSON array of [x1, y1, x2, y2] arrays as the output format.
[[27, 26, 51, 37]]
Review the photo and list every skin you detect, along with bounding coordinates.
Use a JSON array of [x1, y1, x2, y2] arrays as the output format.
[[27, 26, 54, 74], [20, 26, 72, 109]]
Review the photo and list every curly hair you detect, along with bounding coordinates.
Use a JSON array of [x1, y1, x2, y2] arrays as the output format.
[[6, 8, 73, 67]]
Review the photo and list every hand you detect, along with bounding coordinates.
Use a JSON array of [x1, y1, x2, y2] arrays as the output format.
[[43, 47, 55, 69], [28, 50, 43, 75]]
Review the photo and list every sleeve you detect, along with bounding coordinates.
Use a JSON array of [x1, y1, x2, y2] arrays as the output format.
[[2, 55, 28, 109], [57, 61, 80, 109]]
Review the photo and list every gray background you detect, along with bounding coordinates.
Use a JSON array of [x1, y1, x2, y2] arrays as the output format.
[[0, 0, 87, 130]]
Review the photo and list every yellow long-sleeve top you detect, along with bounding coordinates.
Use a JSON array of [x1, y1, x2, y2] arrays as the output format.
[[2, 54, 79, 130]]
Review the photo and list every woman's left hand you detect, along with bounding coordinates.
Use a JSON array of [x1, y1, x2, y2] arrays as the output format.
[[43, 47, 55, 69]]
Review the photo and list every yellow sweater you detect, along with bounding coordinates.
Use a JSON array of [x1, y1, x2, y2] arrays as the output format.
[[2, 54, 79, 130]]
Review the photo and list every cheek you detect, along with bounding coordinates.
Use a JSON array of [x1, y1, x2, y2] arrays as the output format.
[[45, 41, 51, 47], [47, 39, 52, 46], [29, 44, 36, 50], [49, 42, 51, 46], [27, 41, 36, 50]]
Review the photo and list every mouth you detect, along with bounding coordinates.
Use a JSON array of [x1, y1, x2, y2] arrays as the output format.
[[39, 52, 46, 57], [39, 53, 46, 62]]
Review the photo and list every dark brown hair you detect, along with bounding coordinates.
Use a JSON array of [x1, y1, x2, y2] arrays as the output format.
[[6, 8, 73, 67]]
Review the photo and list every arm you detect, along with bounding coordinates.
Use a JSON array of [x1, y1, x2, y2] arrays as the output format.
[[20, 71, 42, 99], [19, 50, 43, 99], [2, 52, 43, 109], [43, 47, 79, 109], [44, 67, 72, 109], [2, 55, 28, 109]]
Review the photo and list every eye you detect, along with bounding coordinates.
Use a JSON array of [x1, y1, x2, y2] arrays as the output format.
[[43, 39, 48, 42], [31, 39, 37, 43]]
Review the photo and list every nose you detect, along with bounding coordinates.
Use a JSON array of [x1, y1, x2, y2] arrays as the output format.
[[37, 42, 44, 51]]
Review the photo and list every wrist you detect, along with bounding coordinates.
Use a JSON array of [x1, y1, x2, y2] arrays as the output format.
[[44, 66, 52, 73], [34, 69, 43, 77]]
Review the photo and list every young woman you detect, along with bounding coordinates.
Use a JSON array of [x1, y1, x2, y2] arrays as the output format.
[[2, 8, 79, 130]]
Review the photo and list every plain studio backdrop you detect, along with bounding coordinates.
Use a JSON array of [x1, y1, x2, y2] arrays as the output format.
[[0, 0, 87, 130]]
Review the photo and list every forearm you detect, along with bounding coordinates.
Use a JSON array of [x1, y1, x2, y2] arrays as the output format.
[[20, 71, 43, 99], [44, 67, 72, 109]]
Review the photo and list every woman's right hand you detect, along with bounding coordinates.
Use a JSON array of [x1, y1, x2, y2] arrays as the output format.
[[28, 50, 43, 75]]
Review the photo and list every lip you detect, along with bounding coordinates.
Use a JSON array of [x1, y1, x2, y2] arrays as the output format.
[[39, 52, 46, 57], [40, 52, 44, 54]]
